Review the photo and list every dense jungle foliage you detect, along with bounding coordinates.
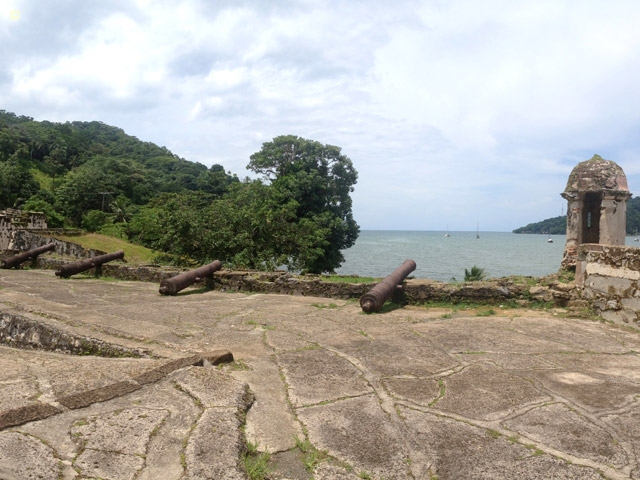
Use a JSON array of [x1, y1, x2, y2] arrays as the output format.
[[0, 110, 359, 273], [513, 197, 640, 235]]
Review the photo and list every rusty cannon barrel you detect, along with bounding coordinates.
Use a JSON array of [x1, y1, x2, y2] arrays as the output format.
[[360, 259, 416, 313], [159, 260, 222, 296], [55, 250, 125, 278], [1, 243, 56, 269]]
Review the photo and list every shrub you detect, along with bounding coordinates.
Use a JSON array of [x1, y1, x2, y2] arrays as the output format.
[[464, 265, 486, 282]]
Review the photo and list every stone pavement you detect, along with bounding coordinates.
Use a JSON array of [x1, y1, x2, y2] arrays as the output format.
[[1, 269, 640, 479]]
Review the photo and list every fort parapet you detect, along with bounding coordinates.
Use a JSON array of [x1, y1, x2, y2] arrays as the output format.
[[576, 244, 640, 326], [0, 209, 47, 250]]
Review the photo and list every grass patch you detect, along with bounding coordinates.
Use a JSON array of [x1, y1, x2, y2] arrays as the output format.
[[428, 379, 446, 407], [242, 441, 271, 480], [295, 437, 326, 471], [311, 303, 338, 309], [30, 168, 55, 191], [476, 308, 496, 317], [50, 233, 157, 265], [420, 300, 489, 310], [218, 360, 251, 371], [508, 275, 540, 286]]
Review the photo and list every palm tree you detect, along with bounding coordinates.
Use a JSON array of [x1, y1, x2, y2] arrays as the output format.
[[110, 197, 130, 223], [464, 265, 486, 282]]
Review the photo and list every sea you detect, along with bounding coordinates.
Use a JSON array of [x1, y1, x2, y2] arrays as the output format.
[[336, 230, 640, 282]]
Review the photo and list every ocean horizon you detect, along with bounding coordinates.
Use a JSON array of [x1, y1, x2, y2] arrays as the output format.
[[336, 230, 572, 282]]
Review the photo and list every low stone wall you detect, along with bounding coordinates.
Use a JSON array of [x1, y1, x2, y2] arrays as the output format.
[[28, 258, 577, 308], [576, 244, 640, 326], [0, 311, 150, 357], [6, 230, 104, 259]]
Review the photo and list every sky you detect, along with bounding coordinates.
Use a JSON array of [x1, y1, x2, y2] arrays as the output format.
[[2, 0, 640, 232]]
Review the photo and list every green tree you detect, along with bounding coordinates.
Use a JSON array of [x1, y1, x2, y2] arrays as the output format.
[[0, 161, 40, 208], [247, 135, 359, 273], [110, 196, 131, 223], [22, 197, 65, 228]]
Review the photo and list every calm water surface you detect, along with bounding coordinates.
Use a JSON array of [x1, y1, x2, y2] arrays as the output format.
[[337, 230, 640, 281]]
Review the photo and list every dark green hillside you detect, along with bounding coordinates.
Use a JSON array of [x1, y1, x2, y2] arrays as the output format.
[[514, 197, 640, 235], [0, 112, 360, 273], [0, 110, 237, 212], [513, 215, 566, 234]]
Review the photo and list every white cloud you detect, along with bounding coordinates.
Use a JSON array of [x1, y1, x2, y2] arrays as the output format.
[[2, 0, 640, 231]]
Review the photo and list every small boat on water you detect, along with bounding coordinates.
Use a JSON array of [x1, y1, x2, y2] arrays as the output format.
[[547, 234, 553, 243]]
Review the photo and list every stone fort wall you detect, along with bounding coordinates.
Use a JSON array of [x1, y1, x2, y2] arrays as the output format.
[[0, 209, 47, 250], [576, 244, 640, 327]]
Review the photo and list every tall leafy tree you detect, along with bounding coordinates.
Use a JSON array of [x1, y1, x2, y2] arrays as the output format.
[[0, 161, 40, 208], [247, 135, 359, 273]]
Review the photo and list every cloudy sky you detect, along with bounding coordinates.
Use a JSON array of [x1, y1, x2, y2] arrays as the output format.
[[2, 0, 640, 231]]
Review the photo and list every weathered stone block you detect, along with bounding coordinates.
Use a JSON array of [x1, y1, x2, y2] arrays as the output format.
[[585, 275, 634, 296], [620, 309, 639, 323], [601, 310, 624, 323], [621, 297, 640, 312], [529, 286, 553, 302]]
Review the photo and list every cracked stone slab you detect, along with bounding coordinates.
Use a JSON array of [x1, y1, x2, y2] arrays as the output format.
[[508, 316, 640, 354], [233, 357, 304, 453], [432, 363, 550, 421], [4, 270, 640, 478], [338, 330, 459, 377], [543, 352, 640, 382], [297, 394, 410, 480], [603, 405, 640, 479], [0, 431, 61, 480], [462, 352, 557, 370], [74, 449, 146, 480], [400, 406, 606, 480], [410, 317, 578, 355], [264, 328, 315, 351], [383, 377, 441, 406], [71, 407, 168, 455], [504, 403, 629, 468], [313, 463, 363, 479], [173, 366, 250, 408], [185, 408, 246, 480], [0, 355, 38, 411], [71, 407, 169, 479], [277, 348, 372, 407], [531, 366, 639, 411]]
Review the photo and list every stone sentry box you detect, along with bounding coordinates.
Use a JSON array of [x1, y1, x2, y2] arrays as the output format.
[[562, 155, 640, 325], [561, 154, 631, 270]]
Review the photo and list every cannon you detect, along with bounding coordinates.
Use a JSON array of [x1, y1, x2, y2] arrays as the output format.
[[1, 243, 56, 269], [360, 259, 416, 313], [159, 260, 222, 296], [55, 250, 125, 278]]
